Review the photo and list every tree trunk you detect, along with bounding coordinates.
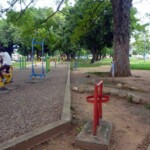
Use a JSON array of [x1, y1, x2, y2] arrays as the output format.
[[91, 53, 96, 63], [66, 53, 70, 61], [90, 46, 97, 63], [111, 0, 132, 77]]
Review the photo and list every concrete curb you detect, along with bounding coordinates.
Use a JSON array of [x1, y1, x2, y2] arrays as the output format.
[[75, 120, 112, 150], [0, 63, 71, 150]]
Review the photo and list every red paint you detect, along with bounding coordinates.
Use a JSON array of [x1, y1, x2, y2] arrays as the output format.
[[86, 81, 109, 136]]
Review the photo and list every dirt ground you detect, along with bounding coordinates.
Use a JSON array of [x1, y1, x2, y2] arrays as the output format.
[[0, 64, 68, 144], [33, 66, 150, 150]]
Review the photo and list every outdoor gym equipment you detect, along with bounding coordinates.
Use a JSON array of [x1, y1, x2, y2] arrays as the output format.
[[46, 55, 50, 72], [50, 57, 57, 67], [86, 80, 109, 136], [72, 60, 77, 70], [0, 66, 13, 88], [29, 39, 45, 79], [54, 57, 57, 67], [19, 56, 26, 70]]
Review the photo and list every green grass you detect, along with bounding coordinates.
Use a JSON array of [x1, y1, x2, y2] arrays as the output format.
[[71, 58, 150, 70], [144, 103, 150, 110], [130, 59, 150, 70], [71, 58, 112, 68], [12, 61, 31, 68], [12, 58, 150, 70]]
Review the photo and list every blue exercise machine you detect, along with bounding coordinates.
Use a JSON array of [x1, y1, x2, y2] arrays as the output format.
[[29, 39, 45, 79]]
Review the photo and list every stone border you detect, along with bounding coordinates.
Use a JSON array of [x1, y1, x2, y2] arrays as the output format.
[[75, 120, 112, 150], [0, 63, 71, 150]]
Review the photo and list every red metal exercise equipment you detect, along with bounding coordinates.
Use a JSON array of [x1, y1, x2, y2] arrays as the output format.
[[86, 80, 109, 136]]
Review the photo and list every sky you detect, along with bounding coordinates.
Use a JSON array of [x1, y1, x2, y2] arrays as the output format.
[[35, 0, 150, 20], [36, 0, 150, 25], [133, 0, 150, 24], [33, 0, 75, 10], [0, 0, 150, 23]]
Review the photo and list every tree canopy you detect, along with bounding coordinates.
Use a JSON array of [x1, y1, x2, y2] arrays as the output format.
[[0, 0, 148, 76]]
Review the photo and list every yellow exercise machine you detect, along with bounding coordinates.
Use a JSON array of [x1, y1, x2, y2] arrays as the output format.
[[0, 66, 13, 88]]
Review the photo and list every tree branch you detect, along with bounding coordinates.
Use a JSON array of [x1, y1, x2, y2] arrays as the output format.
[[37, 0, 65, 25], [0, 0, 18, 13], [0, 0, 35, 19], [16, 0, 36, 21]]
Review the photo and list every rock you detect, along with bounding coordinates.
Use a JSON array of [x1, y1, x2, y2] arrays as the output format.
[[129, 86, 140, 91], [118, 91, 127, 98], [86, 80, 94, 84], [133, 75, 140, 78], [127, 93, 142, 104], [72, 86, 78, 91], [123, 83, 130, 89], [110, 88, 127, 98], [110, 89, 118, 95], [75, 81, 80, 84], [147, 145, 150, 150], [78, 86, 85, 93], [72, 85, 94, 93], [116, 82, 144, 92], [103, 87, 111, 95], [116, 83, 122, 88], [85, 87, 93, 93]]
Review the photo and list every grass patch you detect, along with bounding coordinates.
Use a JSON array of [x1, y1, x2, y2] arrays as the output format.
[[130, 63, 150, 70], [71, 58, 150, 70], [12, 61, 31, 68], [76, 124, 84, 133], [71, 58, 112, 68], [127, 95, 133, 103], [130, 59, 150, 70], [144, 103, 150, 110]]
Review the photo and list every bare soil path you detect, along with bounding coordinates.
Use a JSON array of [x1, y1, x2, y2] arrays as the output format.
[[32, 66, 149, 150]]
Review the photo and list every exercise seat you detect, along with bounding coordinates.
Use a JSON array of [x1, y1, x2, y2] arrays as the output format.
[[0, 66, 13, 87]]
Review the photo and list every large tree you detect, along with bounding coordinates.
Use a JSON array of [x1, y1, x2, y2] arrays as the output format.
[[111, 0, 132, 77], [69, 0, 113, 63]]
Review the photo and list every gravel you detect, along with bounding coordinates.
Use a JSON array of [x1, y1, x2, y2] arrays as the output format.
[[0, 63, 69, 144]]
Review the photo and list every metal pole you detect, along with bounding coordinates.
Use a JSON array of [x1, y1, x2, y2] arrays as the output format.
[[111, 61, 115, 80]]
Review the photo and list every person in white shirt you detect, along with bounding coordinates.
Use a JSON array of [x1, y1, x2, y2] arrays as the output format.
[[0, 47, 12, 83]]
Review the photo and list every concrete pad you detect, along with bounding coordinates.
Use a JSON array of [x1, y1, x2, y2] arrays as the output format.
[[75, 119, 112, 150]]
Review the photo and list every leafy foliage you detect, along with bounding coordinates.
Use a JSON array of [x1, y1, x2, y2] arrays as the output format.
[[0, 0, 148, 65]]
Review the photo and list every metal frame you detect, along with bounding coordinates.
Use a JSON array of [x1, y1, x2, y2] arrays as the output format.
[[29, 39, 45, 79]]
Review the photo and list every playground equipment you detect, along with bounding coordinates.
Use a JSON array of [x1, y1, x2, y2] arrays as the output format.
[[60, 55, 67, 63], [57, 56, 61, 64], [54, 57, 57, 67], [46, 55, 50, 72], [19, 56, 26, 70], [86, 80, 109, 136], [50, 57, 57, 67], [29, 39, 45, 79], [0, 66, 13, 89], [72, 60, 77, 70]]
